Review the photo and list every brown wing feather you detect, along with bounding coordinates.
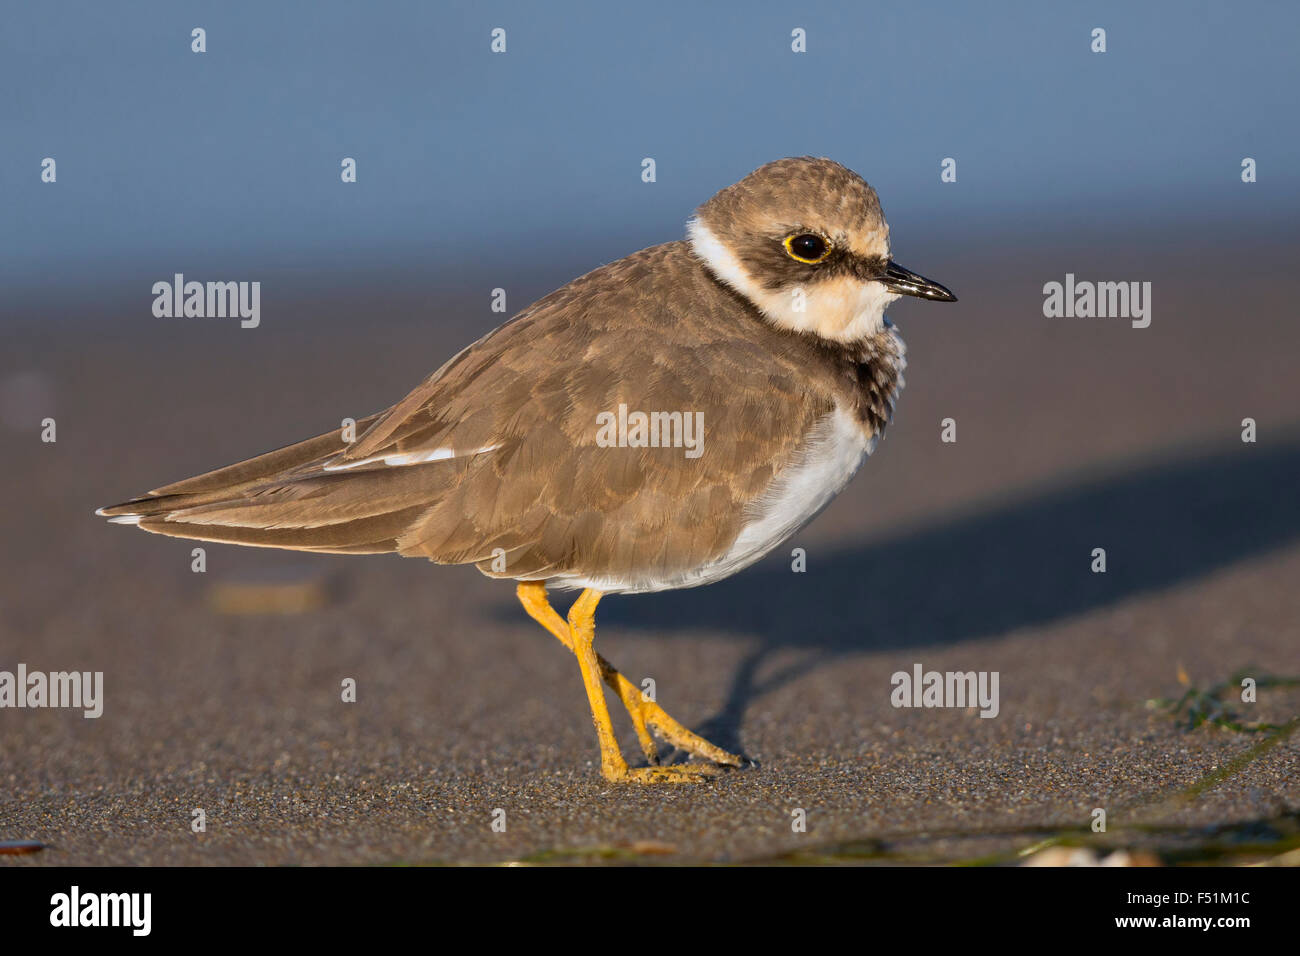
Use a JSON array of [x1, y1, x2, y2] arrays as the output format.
[[369, 242, 840, 584], [97, 413, 384, 518]]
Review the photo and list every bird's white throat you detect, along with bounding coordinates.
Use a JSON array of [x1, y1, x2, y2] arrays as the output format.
[[687, 218, 900, 344]]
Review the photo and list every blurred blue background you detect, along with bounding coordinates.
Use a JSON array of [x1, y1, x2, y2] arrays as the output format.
[[2, 0, 1296, 310]]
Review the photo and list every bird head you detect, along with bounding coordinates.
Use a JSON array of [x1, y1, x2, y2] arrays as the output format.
[[688, 156, 955, 344]]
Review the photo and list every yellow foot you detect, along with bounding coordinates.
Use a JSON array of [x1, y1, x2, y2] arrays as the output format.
[[516, 580, 750, 777], [619, 692, 745, 769], [607, 763, 723, 784]]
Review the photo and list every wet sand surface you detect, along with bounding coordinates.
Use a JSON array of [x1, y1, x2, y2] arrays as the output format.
[[1, 236, 1297, 865]]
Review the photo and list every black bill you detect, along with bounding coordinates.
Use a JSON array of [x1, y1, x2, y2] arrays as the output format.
[[881, 261, 957, 302]]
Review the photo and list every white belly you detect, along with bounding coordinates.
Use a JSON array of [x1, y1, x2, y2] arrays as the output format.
[[552, 404, 876, 594], [692, 405, 875, 586]]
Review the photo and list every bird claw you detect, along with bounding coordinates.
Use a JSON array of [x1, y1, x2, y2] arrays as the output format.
[[607, 763, 723, 784]]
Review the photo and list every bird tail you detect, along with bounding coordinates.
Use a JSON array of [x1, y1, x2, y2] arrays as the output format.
[[95, 413, 435, 554]]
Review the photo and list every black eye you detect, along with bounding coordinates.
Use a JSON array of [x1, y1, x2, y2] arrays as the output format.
[[784, 233, 829, 264]]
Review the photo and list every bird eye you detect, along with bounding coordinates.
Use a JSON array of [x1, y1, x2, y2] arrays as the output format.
[[783, 233, 830, 264]]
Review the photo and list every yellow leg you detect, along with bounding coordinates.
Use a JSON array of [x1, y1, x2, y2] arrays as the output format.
[[517, 582, 744, 782], [517, 581, 657, 763]]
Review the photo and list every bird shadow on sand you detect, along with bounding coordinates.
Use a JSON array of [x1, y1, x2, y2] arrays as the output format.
[[492, 439, 1300, 755]]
